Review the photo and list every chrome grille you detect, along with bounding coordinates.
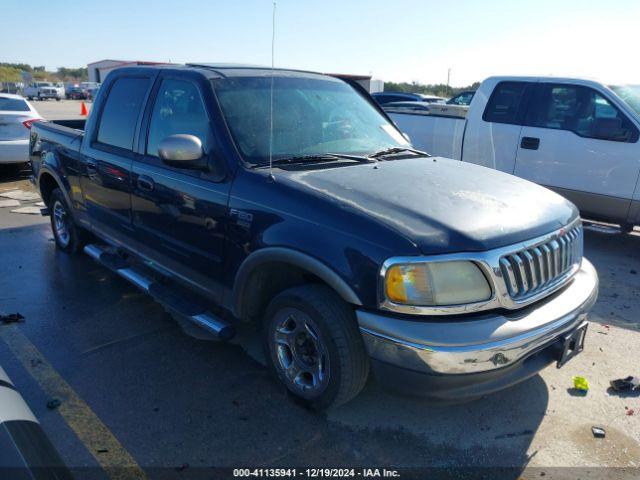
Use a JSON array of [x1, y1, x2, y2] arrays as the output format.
[[499, 224, 583, 300]]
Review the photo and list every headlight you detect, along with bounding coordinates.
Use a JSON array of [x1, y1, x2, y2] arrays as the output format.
[[383, 260, 492, 306]]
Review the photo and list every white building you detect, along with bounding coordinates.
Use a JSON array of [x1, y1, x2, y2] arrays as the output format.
[[87, 59, 169, 83]]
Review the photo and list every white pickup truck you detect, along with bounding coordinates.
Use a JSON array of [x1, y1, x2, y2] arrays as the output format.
[[22, 82, 64, 101], [389, 76, 640, 231]]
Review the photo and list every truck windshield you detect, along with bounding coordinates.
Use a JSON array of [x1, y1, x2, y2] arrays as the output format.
[[212, 75, 408, 165], [610, 85, 640, 117]]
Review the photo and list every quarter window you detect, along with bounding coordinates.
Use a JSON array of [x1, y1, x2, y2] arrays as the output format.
[[525, 84, 638, 142], [482, 81, 529, 125], [96, 77, 150, 150], [146, 79, 210, 157]]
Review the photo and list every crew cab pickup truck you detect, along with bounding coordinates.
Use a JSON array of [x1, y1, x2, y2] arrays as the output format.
[[390, 77, 640, 231], [30, 65, 598, 408]]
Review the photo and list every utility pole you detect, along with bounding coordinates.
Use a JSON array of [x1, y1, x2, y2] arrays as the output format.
[[446, 68, 451, 96]]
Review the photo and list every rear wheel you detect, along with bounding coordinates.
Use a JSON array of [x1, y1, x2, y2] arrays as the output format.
[[49, 188, 85, 253], [263, 285, 369, 409]]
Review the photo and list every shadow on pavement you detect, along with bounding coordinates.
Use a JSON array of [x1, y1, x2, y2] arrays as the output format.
[[0, 223, 547, 477]]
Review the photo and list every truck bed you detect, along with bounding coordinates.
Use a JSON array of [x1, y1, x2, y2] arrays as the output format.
[[32, 119, 85, 149], [389, 111, 466, 159]]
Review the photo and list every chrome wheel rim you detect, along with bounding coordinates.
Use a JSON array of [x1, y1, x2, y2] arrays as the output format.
[[271, 308, 330, 397], [52, 200, 70, 247]]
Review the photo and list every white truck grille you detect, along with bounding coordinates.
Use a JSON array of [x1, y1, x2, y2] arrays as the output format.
[[499, 224, 583, 300]]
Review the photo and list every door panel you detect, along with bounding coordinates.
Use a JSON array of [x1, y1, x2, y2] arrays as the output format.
[[130, 75, 230, 302], [80, 150, 134, 231], [514, 83, 640, 221], [80, 76, 153, 234]]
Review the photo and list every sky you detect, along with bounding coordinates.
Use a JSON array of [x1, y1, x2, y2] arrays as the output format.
[[2, 0, 638, 87]]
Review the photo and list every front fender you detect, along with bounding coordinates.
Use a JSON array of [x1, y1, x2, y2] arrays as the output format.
[[232, 247, 363, 319]]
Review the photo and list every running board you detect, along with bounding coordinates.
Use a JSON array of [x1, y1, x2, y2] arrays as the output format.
[[83, 244, 235, 341]]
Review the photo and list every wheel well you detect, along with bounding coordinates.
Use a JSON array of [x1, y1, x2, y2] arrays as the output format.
[[39, 173, 59, 206], [238, 262, 331, 324]]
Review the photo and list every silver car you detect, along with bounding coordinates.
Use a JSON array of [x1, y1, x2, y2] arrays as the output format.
[[0, 94, 43, 164]]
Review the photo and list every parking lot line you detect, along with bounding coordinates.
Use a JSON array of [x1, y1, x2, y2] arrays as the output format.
[[0, 325, 147, 480]]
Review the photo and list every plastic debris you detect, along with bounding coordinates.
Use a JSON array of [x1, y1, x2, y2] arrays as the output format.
[[573, 376, 590, 393], [46, 398, 61, 410], [625, 407, 635, 416], [591, 426, 606, 438], [0, 199, 21, 208], [0, 313, 25, 324], [0, 190, 41, 201], [610, 376, 640, 391], [11, 206, 42, 215]]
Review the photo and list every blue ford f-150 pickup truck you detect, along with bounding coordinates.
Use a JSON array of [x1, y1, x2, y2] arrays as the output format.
[[30, 64, 598, 409]]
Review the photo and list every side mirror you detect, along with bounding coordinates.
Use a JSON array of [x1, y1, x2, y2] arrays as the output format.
[[158, 134, 207, 170]]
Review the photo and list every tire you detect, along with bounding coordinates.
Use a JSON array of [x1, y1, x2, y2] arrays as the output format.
[[263, 284, 369, 409], [49, 188, 86, 253]]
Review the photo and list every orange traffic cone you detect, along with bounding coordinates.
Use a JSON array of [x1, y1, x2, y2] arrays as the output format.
[[80, 102, 88, 116]]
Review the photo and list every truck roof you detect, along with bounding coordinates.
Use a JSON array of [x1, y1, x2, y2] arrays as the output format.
[[484, 75, 610, 88], [111, 63, 337, 81]]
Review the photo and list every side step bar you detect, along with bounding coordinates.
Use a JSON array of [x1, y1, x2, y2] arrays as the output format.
[[83, 244, 235, 341]]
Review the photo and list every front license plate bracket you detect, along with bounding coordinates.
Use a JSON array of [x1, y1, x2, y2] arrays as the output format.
[[557, 322, 588, 368]]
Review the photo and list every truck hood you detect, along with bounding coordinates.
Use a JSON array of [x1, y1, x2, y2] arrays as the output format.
[[281, 157, 579, 254]]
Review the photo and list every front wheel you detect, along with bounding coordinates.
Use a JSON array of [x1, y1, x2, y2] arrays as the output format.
[[49, 188, 86, 253], [263, 285, 369, 409]]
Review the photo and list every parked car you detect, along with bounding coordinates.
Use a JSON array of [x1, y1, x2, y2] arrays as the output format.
[[30, 65, 598, 409], [373, 92, 447, 106], [0, 94, 42, 164], [372, 92, 425, 105], [86, 85, 100, 101], [389, 76, 640, 231], [418, 94, 447, 104], [66, 85, 88, 100], [22, 82, 64, 101], [447, 90, 475, 105]]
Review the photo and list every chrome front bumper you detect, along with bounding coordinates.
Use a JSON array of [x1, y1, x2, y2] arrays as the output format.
[[358, 258, 598, 377]]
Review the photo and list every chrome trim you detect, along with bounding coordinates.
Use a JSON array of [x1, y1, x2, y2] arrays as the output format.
[[362, 259, 598, 374], [378, 218, 583, 315]]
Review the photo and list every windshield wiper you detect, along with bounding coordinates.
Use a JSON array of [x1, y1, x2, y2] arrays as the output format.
[[255, 153, 376, 167], [368, 147, 430, 159]]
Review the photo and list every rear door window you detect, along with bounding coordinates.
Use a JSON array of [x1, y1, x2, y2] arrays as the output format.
[[482, 81, 529, 125], [525, 84, 639, 142], [96, 77, 151, 150], [0, 98, 30, 111]]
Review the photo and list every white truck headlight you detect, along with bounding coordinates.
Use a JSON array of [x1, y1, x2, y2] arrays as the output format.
[[383, 260, 491, 306]]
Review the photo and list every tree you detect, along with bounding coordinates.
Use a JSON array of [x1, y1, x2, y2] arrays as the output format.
[[57, 67, 88, 81], [384, 80, 479, 97], [0, 66, 22, 83]]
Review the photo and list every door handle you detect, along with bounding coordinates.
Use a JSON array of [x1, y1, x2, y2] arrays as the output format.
[[86, 160, 97, 173], [137, 175, 155, 192], [520, 137, 540, 150]]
